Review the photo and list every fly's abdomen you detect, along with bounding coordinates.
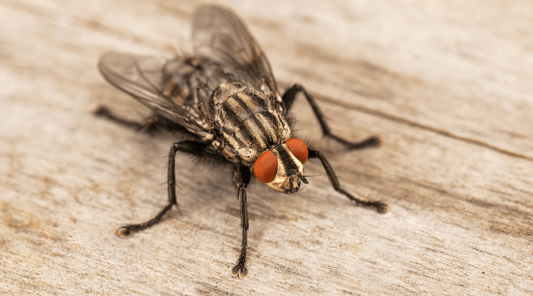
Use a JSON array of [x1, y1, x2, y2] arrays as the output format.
[[213, 83, 291, 164]]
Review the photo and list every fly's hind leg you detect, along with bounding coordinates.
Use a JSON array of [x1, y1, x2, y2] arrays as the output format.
[[94, 106, 160, 134], [308, 148, 388, 214], [95, 106, 195, 136], [117, 141, 210, 237], [282, 84, 380, 150]]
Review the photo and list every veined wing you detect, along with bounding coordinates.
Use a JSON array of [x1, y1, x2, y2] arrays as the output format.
[[98, 51, 214, 140], [192, 6, 280, 100]]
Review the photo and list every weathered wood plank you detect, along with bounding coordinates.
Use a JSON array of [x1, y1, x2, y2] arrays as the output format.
[[1, 0, 532, 295]]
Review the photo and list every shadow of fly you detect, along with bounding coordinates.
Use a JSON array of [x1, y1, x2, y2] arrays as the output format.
[[95, 5, 388, 278]]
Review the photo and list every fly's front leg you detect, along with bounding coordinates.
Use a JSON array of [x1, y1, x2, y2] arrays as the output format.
[[117, 141, 207, 237], [282, 84, 380, 150], [231, 166, 251, 278], [308, 148, 388, 214]]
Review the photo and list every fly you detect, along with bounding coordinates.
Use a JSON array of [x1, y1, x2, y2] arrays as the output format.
[[95, 5, 388, 278]]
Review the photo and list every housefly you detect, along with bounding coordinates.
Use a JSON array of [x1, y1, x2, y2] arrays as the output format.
[[96, 5, 388, 278]]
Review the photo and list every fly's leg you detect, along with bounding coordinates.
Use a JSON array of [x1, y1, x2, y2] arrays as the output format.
[[95, 106, 197, 136], [94, 106, 159, 134], [117, 141, 209, 237], [231, 166, 251, 278], [282, 84, 380, 150], [308, 148, 388, 214], [231, 184, 249, 278]]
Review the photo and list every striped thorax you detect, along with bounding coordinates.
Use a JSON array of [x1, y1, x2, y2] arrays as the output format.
[[212, 82, 291, 165], [212, 82, 308, 193]]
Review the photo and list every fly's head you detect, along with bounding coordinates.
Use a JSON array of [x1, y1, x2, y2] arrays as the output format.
[[253, 138, 309, 194]]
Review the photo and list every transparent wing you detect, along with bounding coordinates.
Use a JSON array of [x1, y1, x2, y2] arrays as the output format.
[[98, 51, 213, 139], [192, 6, 280, 99]]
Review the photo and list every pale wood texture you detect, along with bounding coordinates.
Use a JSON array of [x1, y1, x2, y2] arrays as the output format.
[[1, 0, 532, 295]]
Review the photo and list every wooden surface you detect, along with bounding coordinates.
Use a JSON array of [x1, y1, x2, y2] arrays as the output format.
[[1, 0, 532, 295]]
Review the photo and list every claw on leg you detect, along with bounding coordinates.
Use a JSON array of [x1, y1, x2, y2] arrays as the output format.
[[231, 248, 248, 278]]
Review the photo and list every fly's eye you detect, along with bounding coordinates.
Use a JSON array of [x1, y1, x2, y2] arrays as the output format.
[[286, 138, 308, 164], [254, 150, 277, 183]]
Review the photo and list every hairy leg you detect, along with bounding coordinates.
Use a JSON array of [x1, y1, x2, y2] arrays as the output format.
[[231, 166, 251, 278]]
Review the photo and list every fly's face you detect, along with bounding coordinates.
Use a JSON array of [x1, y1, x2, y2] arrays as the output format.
[[254, 138, 309, 194]]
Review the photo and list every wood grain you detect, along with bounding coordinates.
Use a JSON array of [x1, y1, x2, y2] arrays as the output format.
[[1, 0, 532, 295]]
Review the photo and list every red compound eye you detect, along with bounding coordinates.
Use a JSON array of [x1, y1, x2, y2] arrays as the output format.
[[286, 138, 308, 164], [254, 150, 277, 183]]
